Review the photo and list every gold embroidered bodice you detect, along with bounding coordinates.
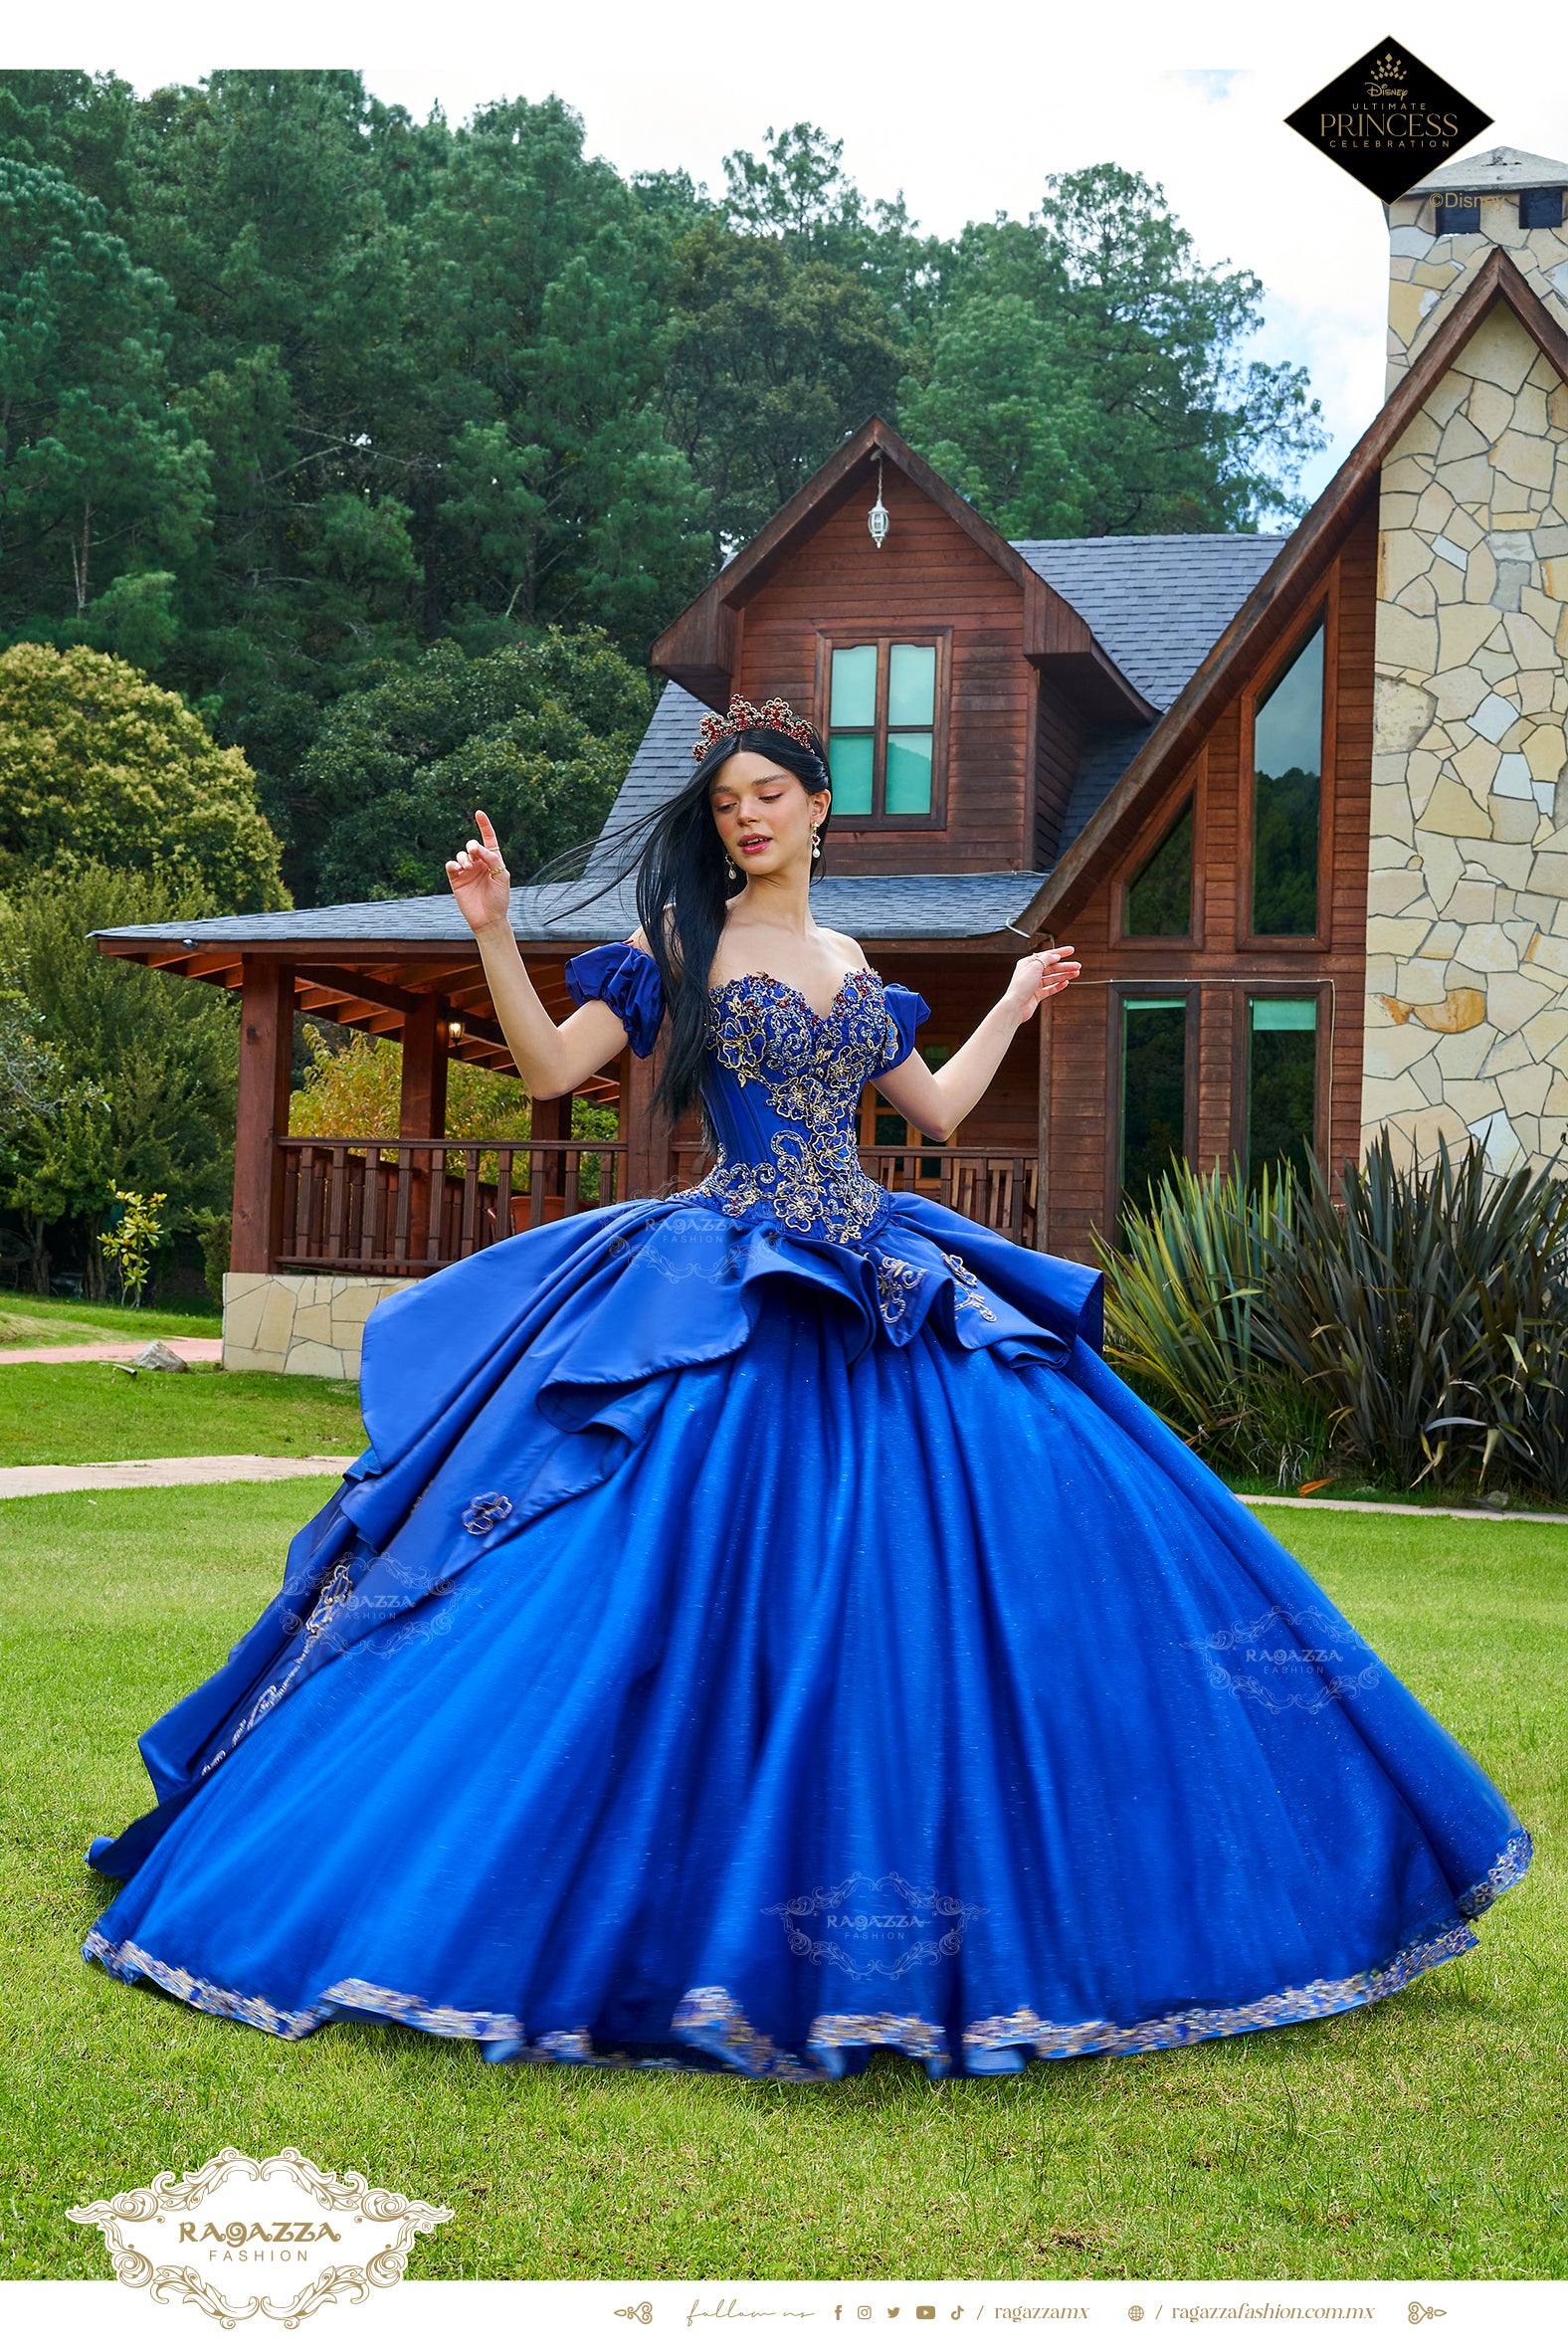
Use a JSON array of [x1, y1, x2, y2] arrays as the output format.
[[684, 969, 915, 1244]]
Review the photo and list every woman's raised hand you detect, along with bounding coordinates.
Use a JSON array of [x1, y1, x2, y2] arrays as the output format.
[[1004, 945, 1081, 1020], [446, 809, 512, 938]]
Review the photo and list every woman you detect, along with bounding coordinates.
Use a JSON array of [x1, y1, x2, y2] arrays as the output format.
[[85, 695, 1529, 2082]]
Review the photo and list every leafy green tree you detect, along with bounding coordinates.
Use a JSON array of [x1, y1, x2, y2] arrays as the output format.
[[0, 863, 239, 1293], [0, 71, 141, 219], [409, 95, 708, 648], [0, 77, 1334, 900], [111, 73, 428, 813], [0, 643, 289, 909], [662, 218, 905, 557], [0, 158, 211, 651], [720, 121, 947, 327], [899, 164, 1326, 536], [300, 627, 653, 901]]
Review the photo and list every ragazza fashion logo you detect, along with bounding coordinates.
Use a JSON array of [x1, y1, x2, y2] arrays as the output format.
[[1284, 36, 1492, 201], [762, 1870, 987, 1982], [67, 2148, 453, 2326], [1183, 1603, 1381, 1716]]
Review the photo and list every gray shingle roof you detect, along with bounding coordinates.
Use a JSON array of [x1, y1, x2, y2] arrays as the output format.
[[96, 530, 1289, 968], [1012, 533, 1288, 712], [1060, 724, 1158, 853], [95, 871, 1050, 954], [588, 680, 709, 868]]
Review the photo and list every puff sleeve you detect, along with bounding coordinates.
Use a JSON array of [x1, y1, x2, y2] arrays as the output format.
[[879, 982, 931, 1072], [563, 942, 666, 1059]]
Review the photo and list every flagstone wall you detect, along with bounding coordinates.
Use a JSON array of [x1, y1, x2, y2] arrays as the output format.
[[1367, 303, 1568, 1172], [223, 1272, 412, 1379], [1386, 193, 1568, 392]]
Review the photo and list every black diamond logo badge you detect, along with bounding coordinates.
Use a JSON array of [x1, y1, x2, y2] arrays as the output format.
[[1285, 37, 1492, 203]]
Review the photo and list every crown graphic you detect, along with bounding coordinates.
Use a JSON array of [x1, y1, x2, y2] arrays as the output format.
[[1371, 52, 1404, 81]]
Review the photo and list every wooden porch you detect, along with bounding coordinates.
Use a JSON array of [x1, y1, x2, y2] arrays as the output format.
[[279, 1134, 1041, 1273]]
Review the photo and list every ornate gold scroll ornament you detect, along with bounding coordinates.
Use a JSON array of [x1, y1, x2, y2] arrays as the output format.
[[67, 2146, 454, 2326]]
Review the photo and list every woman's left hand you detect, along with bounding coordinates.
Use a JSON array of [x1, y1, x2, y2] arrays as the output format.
[[1004, 945, 1080, 1020]]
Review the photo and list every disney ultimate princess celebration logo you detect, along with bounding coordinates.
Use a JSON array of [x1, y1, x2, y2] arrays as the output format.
[[1284, 35, 1492, 201]]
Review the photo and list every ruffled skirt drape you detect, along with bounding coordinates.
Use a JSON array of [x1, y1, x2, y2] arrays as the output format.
[[85, 1198, 1529, 2080]]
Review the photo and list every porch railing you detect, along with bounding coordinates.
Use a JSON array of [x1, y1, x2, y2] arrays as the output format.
[[278, 1137, 629, 1273], [277, 1136, 1038, 1273], [669, 1145, 1039, 1247]]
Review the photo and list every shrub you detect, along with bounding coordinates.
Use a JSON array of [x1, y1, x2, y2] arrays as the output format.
[[0, 643, 289, 911], [1099, 1133, 1568, 1500], [1266, 1132, 1568, 1493]]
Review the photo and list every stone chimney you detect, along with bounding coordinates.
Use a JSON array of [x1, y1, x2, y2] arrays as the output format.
[[1366, 143, 1568, 1176], [1386, 146, 1568, 394]]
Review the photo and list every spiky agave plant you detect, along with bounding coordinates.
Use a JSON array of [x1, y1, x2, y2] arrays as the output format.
[[1264, 1132, 1568, 1492], [1094, 1159, 1295, 1450]]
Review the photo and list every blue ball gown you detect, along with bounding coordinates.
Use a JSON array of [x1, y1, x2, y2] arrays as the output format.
[[84, 945, 1530, 2081]]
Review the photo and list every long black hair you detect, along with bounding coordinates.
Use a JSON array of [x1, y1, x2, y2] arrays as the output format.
[[635, 723, 832, 1117], [532, 715, 834, 1119]]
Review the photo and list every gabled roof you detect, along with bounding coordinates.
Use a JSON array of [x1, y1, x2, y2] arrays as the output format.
[[602, 533, 1281, 866], [651, 415, 1156, 729], [1015, 535, 1289, 711], [1015, 246, 1568, 936]]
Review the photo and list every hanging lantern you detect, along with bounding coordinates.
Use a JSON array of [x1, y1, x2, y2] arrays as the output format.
[[446, 1016, 465, 1044], [868, 456, 889, 550]]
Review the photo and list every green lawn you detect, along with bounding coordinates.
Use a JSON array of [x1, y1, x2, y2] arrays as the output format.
[[0, 1364, 366, 1466], [0, 1294, 221, 1347], [0, 1486, 1561, 2282]]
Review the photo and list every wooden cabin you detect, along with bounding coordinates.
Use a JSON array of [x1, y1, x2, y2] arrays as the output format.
[[95, 145, 1568, 1373]]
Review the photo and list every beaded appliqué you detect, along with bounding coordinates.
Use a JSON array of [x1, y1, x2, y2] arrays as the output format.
[[197, 1550, 360, 1780], [83, 1828, 1528, 2075], [463, 1492, 513, 1536], [686, 969, 906, 1244], [941, 1249, 998, 1321], [876, 1258, 923, 1330]]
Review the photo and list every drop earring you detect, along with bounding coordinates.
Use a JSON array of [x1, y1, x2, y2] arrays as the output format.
[[810, 829, 822, 863]]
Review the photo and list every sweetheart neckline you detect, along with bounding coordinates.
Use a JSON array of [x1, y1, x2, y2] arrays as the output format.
[[706, 967, 881, 1024]]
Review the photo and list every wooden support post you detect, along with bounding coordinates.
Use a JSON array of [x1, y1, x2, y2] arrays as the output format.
[[231, 959, 294, 1273], [1035, 996, 1054, 1254], [622, 1039, 675, 1199], [530, 1087, 572, 1202], [400, 996, 449, 1260]]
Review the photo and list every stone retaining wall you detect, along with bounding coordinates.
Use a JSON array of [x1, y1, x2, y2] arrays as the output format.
[[223, 1272, 412, 1379]]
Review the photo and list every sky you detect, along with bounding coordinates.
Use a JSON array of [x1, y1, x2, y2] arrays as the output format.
[[16, 1, 1568, 507]]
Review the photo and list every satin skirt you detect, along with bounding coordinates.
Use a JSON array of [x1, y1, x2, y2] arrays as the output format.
[[84, 1196, 1529, 2080]]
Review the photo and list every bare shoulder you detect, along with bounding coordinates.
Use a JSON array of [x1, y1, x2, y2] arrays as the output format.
[[817, 925, 872, 971], [625, 924, 653, 954]]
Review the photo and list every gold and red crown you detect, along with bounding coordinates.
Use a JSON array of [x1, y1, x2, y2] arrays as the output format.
[[691, 694, 818, 762]]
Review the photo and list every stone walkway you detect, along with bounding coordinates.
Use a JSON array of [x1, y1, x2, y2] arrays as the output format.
[[0, 1453, 1563, 1524], [0, 1454, 356, 1499], [0, 1335, 223, 1366], [1238, 1491, 1568, 1528]]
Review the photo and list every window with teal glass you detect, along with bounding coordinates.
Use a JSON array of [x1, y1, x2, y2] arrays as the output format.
[[1251, 621, 1324, 936], [1248, 996, 1317, 1187], [1120, 997, 1187, 1215], [828, 645, 877, 815], [825, 636, 943, 821]]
